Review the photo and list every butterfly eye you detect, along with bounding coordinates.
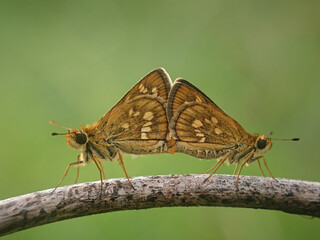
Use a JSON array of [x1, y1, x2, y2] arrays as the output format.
[[75, 132, 87, 144], [257, 138, 267, 149]]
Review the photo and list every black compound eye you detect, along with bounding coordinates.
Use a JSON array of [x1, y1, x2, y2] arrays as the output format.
[[75, 133, 87, 144], [257, 138, 267, 149]]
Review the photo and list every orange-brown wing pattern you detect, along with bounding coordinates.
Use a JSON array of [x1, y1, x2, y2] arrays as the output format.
[[101, 95, 169, 154], [96, 68, 171, 132], [168, 79, 252, 150], [167, 78, 222, 120]]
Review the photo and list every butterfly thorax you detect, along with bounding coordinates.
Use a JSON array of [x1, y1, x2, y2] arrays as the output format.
[[225, 134, 273, 165], [64, 124, 118, 164]]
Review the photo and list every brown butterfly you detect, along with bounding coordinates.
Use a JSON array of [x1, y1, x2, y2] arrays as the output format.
[[51, 68, 172, 192], [167, 79, 299, 186]]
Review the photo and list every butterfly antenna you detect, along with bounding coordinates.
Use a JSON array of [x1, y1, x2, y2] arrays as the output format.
[[50, 121, 72, 136], [269, 137, 300, 141], [49, 121, 71, 130], [51, 132, 68, 136]]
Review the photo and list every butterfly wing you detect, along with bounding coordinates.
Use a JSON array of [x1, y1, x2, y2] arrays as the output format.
[[92, 68, 172, 155], [96, 68, 172, 132], [102, 95, 169, 154], [168, 79, 252, 158], [117, 68, 172, 103], [167, 78, 221, 120]]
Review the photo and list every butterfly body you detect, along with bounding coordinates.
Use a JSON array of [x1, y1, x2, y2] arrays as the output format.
[[52, 68, 172, 191], [173, 125, 271, 165], [167, 78, 275, 184], [52, 69, 298, 191]]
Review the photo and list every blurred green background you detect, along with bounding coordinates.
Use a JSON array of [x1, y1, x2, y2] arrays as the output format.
[[1, 0, 319, 239]]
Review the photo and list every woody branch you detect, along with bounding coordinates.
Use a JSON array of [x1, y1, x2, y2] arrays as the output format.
[[0, 174, 319, 236]]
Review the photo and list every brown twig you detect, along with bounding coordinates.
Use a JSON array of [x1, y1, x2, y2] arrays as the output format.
[[0, 174, 319, 236]]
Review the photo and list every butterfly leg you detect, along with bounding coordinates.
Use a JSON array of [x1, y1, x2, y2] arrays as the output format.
[[233, 162, 239, 175], [97, 159, 106, 180], [117, 150, 134, 189], [51, 160, 85, 194], [75, 154, 81, 184], [235, 150, 255, 188], [263, 157, 277, 182], [256, 158, 266, 177], [202, 160, 221, 174], [252, 156, 277, 182], [204, 152, 232, 183], [91, 156, 105, 193]]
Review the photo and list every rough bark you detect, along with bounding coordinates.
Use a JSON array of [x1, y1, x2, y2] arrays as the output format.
[[0, 174, 319, 236]]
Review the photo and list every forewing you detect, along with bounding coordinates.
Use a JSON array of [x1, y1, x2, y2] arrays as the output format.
[[118, 68, 172, 103], [167, 78, 221, 120], [101, 95, 169, 154], [172, 102, 238, 150], [169, 79, 251, 149], [96, 68, 172, 132]]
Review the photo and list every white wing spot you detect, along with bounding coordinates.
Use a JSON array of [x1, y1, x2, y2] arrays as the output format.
[[205, 118, 211, 124], [142, 88, 148, 94], [133, 111, 140, 117], [196, 132, 205, 137], [195, 96, 202, 103], [143, 112, 154, 120], [214, 128, 223, 135], [194, 129, 201, 133], [211, 117, 218, 124], [192, 119, 203, 128], [122, 123, 129, 129], [143, 121, 153, 127], [129, 108, 134, 116], [139, 84, 145, 93], [199, 137, 206, 143], [152, 87, 158, 96], [141, 132, 148, 139], [141, 127, 151, 132]]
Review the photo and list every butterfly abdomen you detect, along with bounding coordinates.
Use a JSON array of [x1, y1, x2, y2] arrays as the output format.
[[115, 140, 169, 155], [176, 141, 227, 159]]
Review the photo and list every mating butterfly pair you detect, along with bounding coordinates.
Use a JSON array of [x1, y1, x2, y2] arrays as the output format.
[[51, 68, 298, 192]]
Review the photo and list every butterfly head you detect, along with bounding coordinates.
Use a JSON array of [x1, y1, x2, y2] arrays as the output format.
[[65, 129, 88, 150], [254, 135, 273, 155], [253, 134, 300, 156], [50, 121, 88, 151]]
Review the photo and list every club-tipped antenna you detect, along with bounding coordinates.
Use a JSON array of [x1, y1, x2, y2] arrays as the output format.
[[269, 137, 300, 141], [49, 121, 71, 130], [51, 132, 68, 136]]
